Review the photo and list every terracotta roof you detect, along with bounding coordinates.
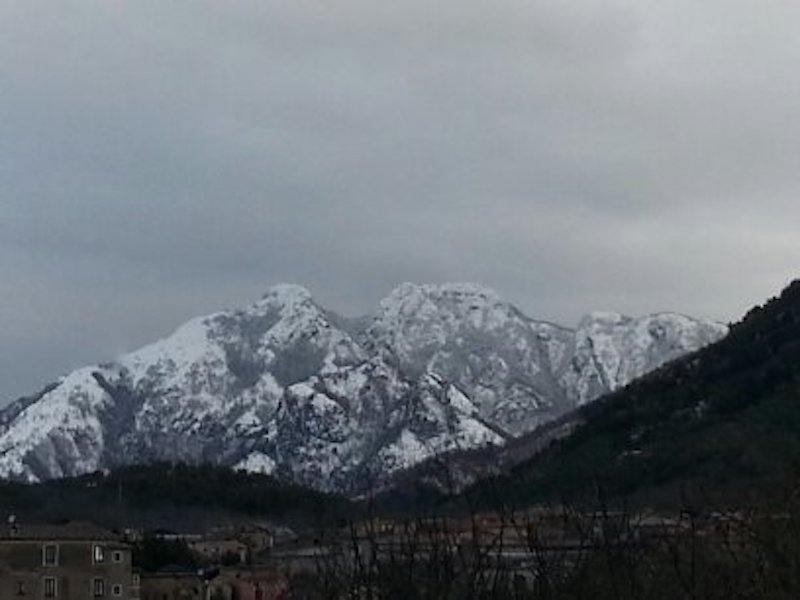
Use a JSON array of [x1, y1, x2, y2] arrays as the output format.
[[0, 521, 122, 542]]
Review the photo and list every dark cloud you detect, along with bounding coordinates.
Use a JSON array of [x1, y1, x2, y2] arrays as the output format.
[[1, 0, 798, 400]]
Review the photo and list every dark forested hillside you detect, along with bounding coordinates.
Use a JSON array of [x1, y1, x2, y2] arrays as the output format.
[[0, 463, 354, 530], [470, 280, 800, 506]]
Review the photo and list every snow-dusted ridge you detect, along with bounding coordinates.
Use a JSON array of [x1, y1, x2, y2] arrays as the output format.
[[0, 283, 727, 493]]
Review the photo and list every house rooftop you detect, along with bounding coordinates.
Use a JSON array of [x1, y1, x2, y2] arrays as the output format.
[[0, 521, 122, 542]]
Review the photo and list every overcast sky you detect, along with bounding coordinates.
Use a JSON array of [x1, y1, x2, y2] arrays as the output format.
[[1, 0, 798, 401]]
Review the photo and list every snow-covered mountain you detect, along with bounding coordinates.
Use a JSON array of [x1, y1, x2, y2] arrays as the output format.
[[0, 283, 727, 492]]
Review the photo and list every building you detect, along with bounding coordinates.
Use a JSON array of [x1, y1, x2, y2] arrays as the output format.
[[187, 538, 248, 565], [207, 566, 288, 600], [235, 526, 274, 556], [139, 566, 288, 600], [139, 567, 205, 600], [0, 520, 135, 599], [184, 525, 274, 566]]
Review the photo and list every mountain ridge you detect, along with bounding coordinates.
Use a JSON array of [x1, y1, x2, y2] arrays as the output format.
[[0, 282, 726, 493]]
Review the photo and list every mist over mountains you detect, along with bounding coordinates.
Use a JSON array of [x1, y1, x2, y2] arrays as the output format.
[[0, 283, 726, 493]]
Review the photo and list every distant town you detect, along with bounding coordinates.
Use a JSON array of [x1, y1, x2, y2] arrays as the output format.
[[0, 503, 766, 600]]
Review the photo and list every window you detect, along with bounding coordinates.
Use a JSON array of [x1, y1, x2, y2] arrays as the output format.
[[42, 544, 58, 567], [92, 578, 105, 598], [111, 584, 123, 597], [93, 545, 105, 564], [43, 577, 57, 598], [112, 550, 123, 563]]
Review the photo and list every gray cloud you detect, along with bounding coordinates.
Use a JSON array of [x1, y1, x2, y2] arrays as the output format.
[[1, 0, 798, 400]]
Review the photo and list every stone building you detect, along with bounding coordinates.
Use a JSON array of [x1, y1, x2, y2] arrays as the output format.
[[0, 520, 135, 599]]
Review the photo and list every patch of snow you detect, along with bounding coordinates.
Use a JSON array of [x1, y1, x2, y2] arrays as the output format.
[[0, 367, 110, 481], [235, 452, 277, 475]]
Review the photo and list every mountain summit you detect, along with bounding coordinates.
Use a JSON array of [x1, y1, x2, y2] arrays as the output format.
[[0, 283, 726, 493]]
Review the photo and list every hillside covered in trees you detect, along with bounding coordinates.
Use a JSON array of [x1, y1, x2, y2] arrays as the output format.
[[467, 280, 800, 507], [0, 463, 354, 530]]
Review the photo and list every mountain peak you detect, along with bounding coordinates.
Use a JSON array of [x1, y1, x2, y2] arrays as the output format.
[[259, 283, 314, 306], [580, 310, 629, 326], [379, 282, 504, 317], [390, 281, 501, 299], [0, 281, 729, 493]]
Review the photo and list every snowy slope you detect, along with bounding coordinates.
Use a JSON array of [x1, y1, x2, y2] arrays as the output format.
[[0, 283, 727, 493], [562, 311, 729, 406], [365, 283, 574, 435]]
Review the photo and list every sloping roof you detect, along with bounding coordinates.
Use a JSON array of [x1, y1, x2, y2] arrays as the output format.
[[0, 521, 122, 541]]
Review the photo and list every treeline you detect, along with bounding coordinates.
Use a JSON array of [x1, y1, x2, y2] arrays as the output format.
[[0, 463, 354, 530], [131, 535, 200, 572]]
